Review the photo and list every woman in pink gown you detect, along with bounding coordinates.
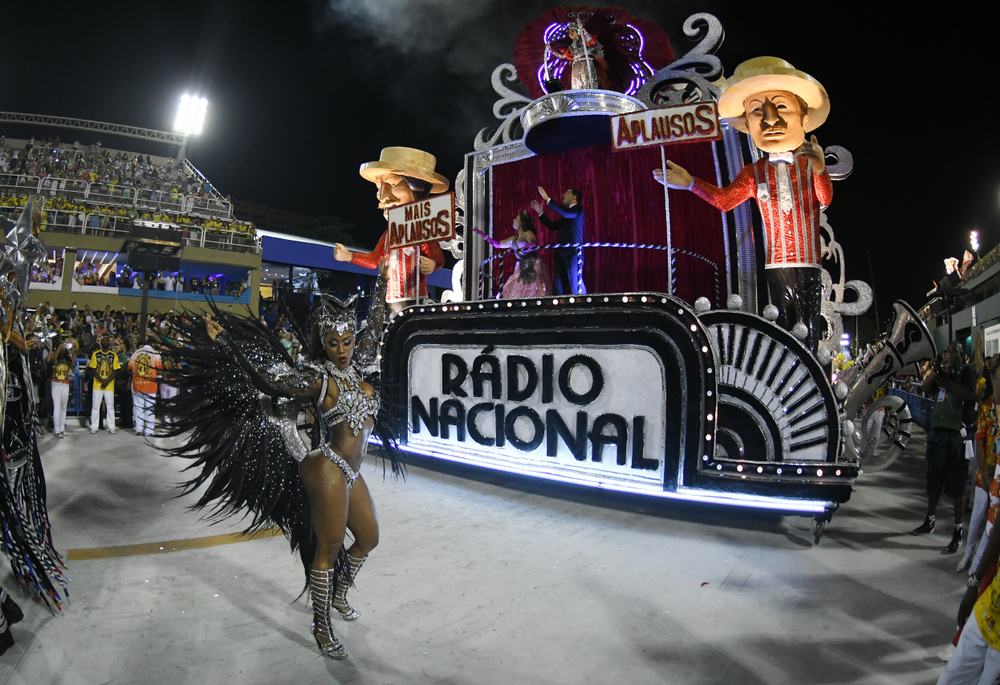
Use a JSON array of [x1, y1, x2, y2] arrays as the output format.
[[481, 211, 553, 298]]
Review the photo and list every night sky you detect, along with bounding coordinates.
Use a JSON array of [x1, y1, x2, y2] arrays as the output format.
[[4, 1, 998, 319]]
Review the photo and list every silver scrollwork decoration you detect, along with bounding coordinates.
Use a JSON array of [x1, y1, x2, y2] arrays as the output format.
[[817, 200, 872, 356], [474, 64, 532, 151], [440, 168, 466, 303], [824, 145, 854, 181], [636, 13, 725, 107], [820, 209, 846, 303]]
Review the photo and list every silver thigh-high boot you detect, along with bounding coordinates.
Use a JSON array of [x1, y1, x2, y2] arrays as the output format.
[[309, 567, 347, 659], [332, 554, 367, 621]]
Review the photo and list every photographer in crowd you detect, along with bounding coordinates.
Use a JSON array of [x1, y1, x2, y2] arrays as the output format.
[[46, 336, 77, 438], [915, 341, 978, 553]]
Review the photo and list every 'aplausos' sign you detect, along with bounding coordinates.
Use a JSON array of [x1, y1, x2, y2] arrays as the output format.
[[611, 101, 722, 151], [407, 345, 667, 488]]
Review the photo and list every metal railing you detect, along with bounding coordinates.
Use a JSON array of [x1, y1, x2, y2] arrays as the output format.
[[0, 172, 233, 219], [34, 211, 260, 254], [135, 187, 184, 213], [479, 242, 719, 305], [88, 182, 135, 206]]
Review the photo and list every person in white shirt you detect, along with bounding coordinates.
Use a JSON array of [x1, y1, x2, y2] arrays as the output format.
[[164, 273, 175, 291]]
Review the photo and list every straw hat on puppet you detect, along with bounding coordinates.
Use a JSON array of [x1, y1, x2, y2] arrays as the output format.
[[717, 57, 830, 134], [359, 146, 449, 193]]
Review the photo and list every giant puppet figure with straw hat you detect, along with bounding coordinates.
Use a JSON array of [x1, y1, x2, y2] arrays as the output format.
[[334, 147, 448, 312], [656, 57, 832, 351]]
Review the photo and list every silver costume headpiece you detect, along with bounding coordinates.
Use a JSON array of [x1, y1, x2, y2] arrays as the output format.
[[316, 293, 361, 338]]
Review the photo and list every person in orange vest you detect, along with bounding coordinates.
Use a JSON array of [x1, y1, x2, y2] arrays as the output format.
[[128, 341, 162, 436]]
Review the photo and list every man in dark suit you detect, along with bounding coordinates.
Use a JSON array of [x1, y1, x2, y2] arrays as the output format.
[[531, 186, 586, 295]]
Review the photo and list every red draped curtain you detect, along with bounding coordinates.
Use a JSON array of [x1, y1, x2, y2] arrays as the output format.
[[488, 141, 727, 306]]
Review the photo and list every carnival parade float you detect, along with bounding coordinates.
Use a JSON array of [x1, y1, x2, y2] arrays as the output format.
[[378, 8, 934, 541]]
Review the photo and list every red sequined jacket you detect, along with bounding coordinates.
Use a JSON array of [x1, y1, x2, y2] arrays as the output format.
[[350, 230, 445, 301], [691, 155, 833, 268]]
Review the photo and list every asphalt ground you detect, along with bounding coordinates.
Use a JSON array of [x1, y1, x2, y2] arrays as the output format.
[[0, 421, 968, 684]]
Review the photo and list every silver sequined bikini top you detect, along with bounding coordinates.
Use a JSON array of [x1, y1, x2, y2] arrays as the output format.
[[319, 362, 380, 436]]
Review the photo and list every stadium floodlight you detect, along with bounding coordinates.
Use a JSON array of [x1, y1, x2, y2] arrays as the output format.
[[971, 230, 980, 254], [173, 94, 208, 136]]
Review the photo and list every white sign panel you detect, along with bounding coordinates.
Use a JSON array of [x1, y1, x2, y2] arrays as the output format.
[[985, 323, 1000, 357], [386, 192, 455, 250], [407, 344, 667, 489]]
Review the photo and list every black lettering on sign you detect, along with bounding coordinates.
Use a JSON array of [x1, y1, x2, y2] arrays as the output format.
[[472, 355, 502, 399], [467, 402, 495, 446], [590, 413, 628, 465], [439, 399, 466, 441], [630, 416, 658, 470], [495, 404, 506, 448], [542, 354, 554, 403], [546, 410, 588, 461], [504, 406, 544, 452], [441, 353, 468, 397], [411, 396, 438, 436], [558, 355, 604, 405], [507, 355, 538, 402]]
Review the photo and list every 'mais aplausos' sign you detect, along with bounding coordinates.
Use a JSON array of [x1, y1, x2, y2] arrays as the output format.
[[386, 192, 456, 250], [611, 101, 722, 151], [407, 344, 667, 488]]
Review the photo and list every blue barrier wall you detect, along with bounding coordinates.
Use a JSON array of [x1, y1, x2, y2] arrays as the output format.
[[889, 388, 934, 429], [117, 288, 251, 305]]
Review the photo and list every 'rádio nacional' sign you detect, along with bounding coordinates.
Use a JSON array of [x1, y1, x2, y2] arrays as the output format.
[[407, 345, 667, 488]]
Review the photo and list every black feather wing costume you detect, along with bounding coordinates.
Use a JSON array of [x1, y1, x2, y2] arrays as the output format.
[[1, 337, 69, 612], [158, 273, 398, 581]]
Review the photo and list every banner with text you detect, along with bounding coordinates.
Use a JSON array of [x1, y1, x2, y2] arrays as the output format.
[[611, 101, 721, 151], [407, 344, 668, 489], [386, 192, 456, 250]]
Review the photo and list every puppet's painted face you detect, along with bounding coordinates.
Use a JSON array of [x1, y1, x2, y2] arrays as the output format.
[[376, 173, 415, 219], [743, 90, 810, 154]]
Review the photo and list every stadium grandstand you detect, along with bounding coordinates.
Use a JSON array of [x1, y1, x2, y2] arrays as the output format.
[[0, 121, 260, 315]]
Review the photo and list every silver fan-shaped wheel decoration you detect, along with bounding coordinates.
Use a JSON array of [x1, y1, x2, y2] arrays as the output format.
[[699, 310, 844, 478]]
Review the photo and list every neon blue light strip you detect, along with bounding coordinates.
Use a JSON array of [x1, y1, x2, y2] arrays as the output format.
[[389, 440, 829, 514]]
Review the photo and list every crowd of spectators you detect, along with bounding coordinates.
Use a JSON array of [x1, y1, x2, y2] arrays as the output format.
[[31, 257, 249, 297], [24, 301, 189, 434], [24, 296, 275, 435], [0, 135, 210, 202], [0, 135, 257, 248], [258, 302, 306, 367], [0, 189, 255, 241], [31, 257, 63, 284]]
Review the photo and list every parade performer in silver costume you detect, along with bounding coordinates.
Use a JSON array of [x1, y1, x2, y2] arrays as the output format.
[[159, 266, 397, 660]]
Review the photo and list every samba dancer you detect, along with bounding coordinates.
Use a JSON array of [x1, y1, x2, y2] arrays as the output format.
[[548, 19, 604, 90], [160, 265, 395, 661]]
